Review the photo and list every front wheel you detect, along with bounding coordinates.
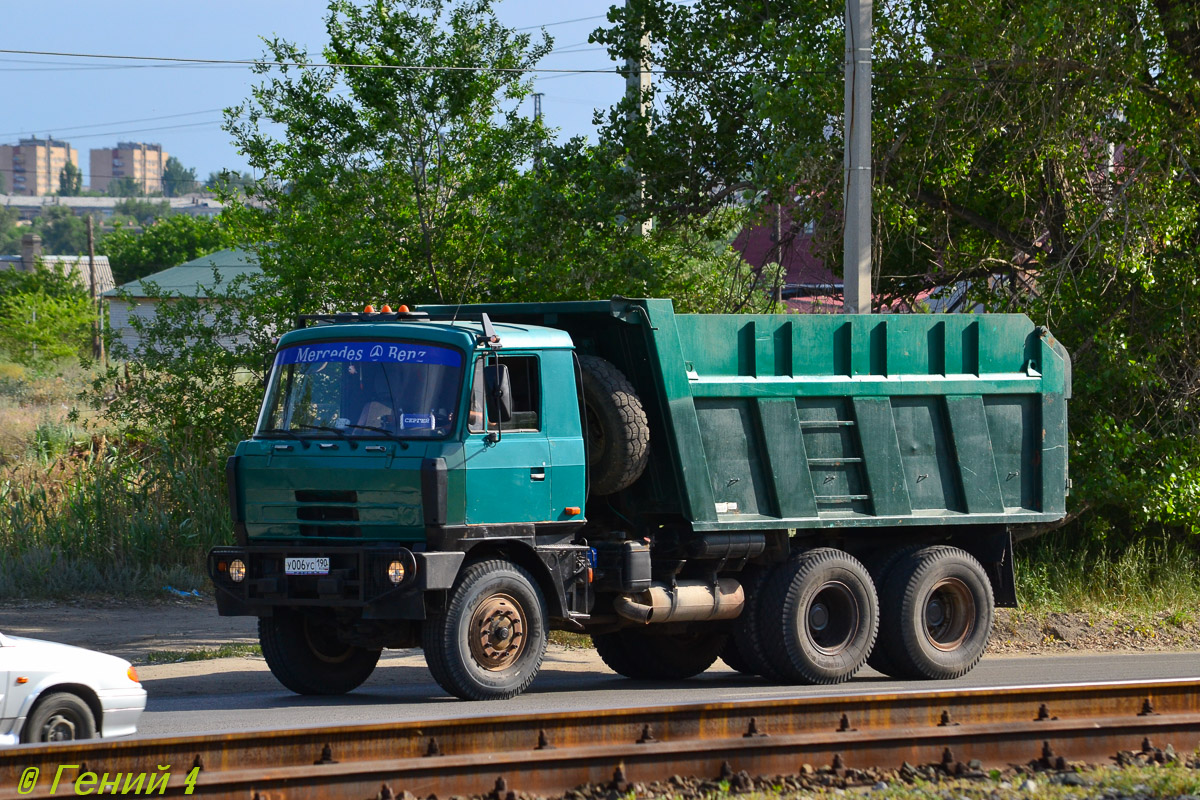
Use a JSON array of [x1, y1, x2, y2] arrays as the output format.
[[23, 692, 96, 743], [594, 628, 726, 680], [259, 610, 381, 695], [423, 560, 548, 700]]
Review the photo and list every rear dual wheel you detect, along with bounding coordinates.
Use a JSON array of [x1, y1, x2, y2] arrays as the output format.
[[758, 548, 879, 684], [872, 546, 993, 680]]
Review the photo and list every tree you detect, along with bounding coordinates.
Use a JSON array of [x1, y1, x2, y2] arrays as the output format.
[[107, 176, 143, 197], [98, 215, 232, 285], [221, 0, 554, 318], [205, 170, 256, 194], [58, 162, 83, 196], [112, 198, 171, 225], [32, 207, 88, 255], [0, 264, 91, 370], [593, 0, 1200, 537], [162, 156, 199, 197]]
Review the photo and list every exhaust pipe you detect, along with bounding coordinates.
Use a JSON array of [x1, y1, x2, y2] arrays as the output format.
[[614, 578, 744, 624]]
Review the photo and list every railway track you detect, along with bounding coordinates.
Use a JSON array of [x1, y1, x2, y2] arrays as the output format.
[[2, 678, 1198, 799]]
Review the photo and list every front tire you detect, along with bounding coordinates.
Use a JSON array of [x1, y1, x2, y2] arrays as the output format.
[[759, 548, 879, 684], [260, 610, 381, 695], [422, 560, 548, 700], [875, 546, 993, 680], [23, 692, 96, 743]]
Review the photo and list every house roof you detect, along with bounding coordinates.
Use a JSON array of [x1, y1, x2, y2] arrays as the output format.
[[0, 254, 115, 295], [103, 247, 261, 299]]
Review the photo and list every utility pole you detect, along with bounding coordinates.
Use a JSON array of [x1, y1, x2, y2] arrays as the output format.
[[87, 215, 103, 362], [533, 92, 544, 170], [625, 0, 652, 236], [842, 0, 872, 314]]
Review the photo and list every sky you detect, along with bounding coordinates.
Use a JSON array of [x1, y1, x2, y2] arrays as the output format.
[[0, 0, 627, 189]]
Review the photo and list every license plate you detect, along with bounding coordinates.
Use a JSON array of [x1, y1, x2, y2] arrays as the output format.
[[285, 557, 329, 576]]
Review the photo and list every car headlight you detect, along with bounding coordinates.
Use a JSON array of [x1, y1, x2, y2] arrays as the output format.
[[229, 559, 246, 583]]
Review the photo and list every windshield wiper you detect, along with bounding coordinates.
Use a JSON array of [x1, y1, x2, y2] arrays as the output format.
[[257, 427, 310, 448], [294, 424, 358, 449], [341, 423, 410, 449]]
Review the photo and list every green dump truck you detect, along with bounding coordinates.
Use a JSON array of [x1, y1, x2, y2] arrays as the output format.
[[208, 298, 1070, 700]]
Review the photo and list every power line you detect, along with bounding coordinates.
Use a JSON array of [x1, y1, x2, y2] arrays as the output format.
[[0, 108, 225, 139], [63, 120, 224, 142], [515, 14, 607, 31], [0, 48, 1113, 85]]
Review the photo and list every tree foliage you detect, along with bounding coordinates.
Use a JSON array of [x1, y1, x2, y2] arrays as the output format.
[[221, 0, 757, 321], [107, 176, 144, 197], [58, 162, 82, 196], [161, 156, 200, 197], [98, 215, 231, 285], [594, 0, 1200, 536], [0, 264, 91, 371]]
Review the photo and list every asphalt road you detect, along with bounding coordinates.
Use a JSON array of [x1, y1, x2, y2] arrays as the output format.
[[133, 650, 1200, 739]]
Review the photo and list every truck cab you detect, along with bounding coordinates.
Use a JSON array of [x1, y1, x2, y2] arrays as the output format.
[[211, 310, 593, 699]]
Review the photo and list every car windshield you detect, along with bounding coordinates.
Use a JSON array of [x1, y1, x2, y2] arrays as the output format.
[[257, 340, 464, 439]]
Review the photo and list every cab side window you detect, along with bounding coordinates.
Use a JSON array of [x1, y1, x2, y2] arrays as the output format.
[[470, 354, 540, 432]]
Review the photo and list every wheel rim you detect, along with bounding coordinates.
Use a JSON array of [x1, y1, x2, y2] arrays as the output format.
[[303, 617, 355, 664], [923, 577, 975, 651], [41, 713, 78, 742], [804, 581, 859, 655], [469, 593, 527, 671]]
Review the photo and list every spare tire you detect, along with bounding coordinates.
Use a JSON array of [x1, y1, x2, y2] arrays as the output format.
[[578, 355, 650, 495]]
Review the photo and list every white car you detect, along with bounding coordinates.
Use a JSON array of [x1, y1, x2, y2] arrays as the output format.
[[0, 631, 146, 745]]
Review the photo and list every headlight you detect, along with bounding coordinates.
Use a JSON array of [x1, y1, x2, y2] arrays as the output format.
[[387, 560, 406, 584], [229, 559, 247, 583]]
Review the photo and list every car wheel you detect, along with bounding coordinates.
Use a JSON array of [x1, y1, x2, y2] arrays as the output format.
[[23, 692, 96, 743]]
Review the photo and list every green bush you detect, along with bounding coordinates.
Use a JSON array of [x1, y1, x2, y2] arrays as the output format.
[[0, 435, 230, 598], [0, 291, 92, 371]]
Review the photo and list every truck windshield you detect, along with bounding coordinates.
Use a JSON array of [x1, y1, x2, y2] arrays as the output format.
[[257, 340, 464, 439]]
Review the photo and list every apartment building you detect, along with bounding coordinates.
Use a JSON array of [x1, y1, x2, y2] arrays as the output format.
[[89, 141, 168, 194], [0, 138, 79, 196]]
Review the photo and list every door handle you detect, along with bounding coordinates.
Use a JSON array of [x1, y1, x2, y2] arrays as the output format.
[[530, 467, 546, 481]]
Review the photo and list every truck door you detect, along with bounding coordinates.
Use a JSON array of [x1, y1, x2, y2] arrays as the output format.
[[463, 353, 553, 524]]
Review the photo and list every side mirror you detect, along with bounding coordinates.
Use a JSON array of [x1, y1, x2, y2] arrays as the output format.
[[484, 362, 513, 424]]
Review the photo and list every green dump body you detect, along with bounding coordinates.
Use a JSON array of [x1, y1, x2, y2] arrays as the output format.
[[421, 298, 1071, 535]]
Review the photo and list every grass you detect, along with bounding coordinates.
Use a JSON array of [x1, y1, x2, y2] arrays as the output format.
[[1015, 531, 1200, 619], [143, 644, 262, 664], [0, 358, 232, 599]]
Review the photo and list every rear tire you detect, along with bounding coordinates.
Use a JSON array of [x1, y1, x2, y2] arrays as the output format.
[[719, 635, 755, 675], [759, 548, 878, 684], [594, 628, 726, 680], [22, 692, 96, 743], [875, 546, 993, 680], [422, 560, 548, 700], [862, 543, 925, 677], [260, 610, 381, 695], [578, 355, 650, 495], [729, 565, 783, 679]]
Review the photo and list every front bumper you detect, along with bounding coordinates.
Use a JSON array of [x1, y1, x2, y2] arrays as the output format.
[[97, 686, 147, 739], [207, 545, 464, 619]]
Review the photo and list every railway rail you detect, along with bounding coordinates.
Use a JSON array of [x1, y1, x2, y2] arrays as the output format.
[[2, 678, 1199, 799]]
